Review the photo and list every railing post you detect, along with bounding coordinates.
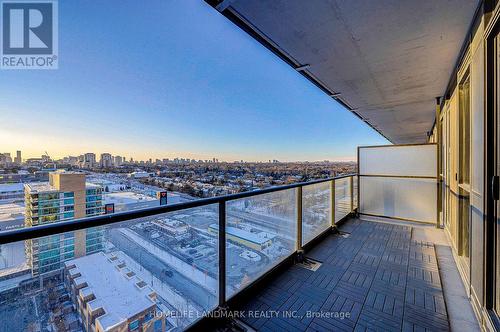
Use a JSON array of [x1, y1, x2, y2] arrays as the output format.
[[296, 186, 303, 260], [357, 147, 361, 217], [436, 97, 442, 229], [218, 201, 226, 306], [330, 179, 336, 231], [350, 176, 354, 213]]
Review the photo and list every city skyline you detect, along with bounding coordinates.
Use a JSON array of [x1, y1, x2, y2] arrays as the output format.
[[0, 149, 356, 164], [1, 149, 359, 163], [0, 1, 387, 162]]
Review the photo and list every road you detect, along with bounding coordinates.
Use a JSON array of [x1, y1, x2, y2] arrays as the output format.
[[107, 228, 216, 310]]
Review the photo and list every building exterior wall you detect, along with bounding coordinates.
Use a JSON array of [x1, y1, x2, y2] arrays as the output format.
[[24, 172, 104, 276], [468, 16, 485, 319], [0, 189, 23, 200], [437, 9, 498, 328], [64, 254, 165, 332], [208, 225, 272, 251]]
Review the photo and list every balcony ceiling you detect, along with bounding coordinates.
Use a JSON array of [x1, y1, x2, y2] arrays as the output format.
[[208, 0, 479, 143]]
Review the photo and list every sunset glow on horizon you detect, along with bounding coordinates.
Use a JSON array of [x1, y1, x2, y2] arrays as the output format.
[[0, 1, 388, 162]]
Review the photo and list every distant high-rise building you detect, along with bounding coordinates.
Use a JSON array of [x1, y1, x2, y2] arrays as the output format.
[[24, 171, 105, 276], [114, 155, 124, 166], [100, 153, 113, 168], [14, 150, 22, 164], [80, 153, 96, 168], [0, 152, 12, 165], [63, 156, 79, 166]]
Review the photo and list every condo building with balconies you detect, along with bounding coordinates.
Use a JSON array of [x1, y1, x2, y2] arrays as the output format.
[[24, 171, 105, 276], [64, 251, 165, 332]]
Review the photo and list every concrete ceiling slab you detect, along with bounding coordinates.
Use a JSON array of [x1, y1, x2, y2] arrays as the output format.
[[209, 0, 479, 143]]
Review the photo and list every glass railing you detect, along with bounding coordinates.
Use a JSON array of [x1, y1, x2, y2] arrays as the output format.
[[334, 176, 352, 223], [302, 181, 332, 245], [226, 188, 297, 299], [0, 175, 356, 331]]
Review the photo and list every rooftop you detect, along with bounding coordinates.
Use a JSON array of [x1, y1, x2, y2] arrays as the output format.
[[24, 181, 100, 193], [24, 182, 54, 193], [104, 191, 157, 205], [0, 183, 24, 193], [209, 223, 274, 245], [64, 251, 157, 331]]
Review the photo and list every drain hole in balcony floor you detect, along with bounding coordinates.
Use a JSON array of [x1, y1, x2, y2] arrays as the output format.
[[296, 257, 322, 271], [336, 231, 351, 238]]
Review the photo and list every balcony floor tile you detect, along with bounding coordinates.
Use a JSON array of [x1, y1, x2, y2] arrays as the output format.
[[233, 218, 452, 331]]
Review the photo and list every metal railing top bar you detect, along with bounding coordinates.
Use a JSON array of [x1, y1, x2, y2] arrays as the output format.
[[357, 142, 438, 149], [358, 174, 438, 179], [0, 174, 355, 245]]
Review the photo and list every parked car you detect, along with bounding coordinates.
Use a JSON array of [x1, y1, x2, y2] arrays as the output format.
[[162, 269, 173, 277]]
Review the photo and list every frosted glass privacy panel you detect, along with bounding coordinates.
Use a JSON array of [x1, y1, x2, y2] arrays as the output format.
[[360, 177, 437, 223], [359, 144, 437, 177], [335, 177, 351, 223]]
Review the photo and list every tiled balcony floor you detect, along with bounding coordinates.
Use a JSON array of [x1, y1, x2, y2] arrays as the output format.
[[235, 218, 450, 331]]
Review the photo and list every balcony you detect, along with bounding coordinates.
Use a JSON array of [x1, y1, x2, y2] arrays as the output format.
[[0, 169, 480, 331], [1, 0, 499, 331]]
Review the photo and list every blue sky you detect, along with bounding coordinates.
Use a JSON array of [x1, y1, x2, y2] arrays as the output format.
[[0, 0, 388, 161]]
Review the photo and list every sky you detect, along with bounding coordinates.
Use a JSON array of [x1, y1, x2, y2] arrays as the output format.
[[0, 0, 388, 162]]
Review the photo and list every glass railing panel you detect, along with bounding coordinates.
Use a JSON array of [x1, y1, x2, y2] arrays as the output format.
[[302, 182, 331, 245], [335, 177, 352, 223], [0, 205, 219, 331], [225, 188, 297, 299]]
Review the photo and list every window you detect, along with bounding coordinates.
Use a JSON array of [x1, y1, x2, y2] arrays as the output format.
[[144, 311, 154, 322], [459, 74, 470, 185], [129, 319, 139, 331], [458, 73, 470, 264]]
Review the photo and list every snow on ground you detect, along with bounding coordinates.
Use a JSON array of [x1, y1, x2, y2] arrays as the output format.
[[0, 241, 26, 270], [239, 250, 261, 262], [105, 191, 156, 205], [118, 228, 218, 294]]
